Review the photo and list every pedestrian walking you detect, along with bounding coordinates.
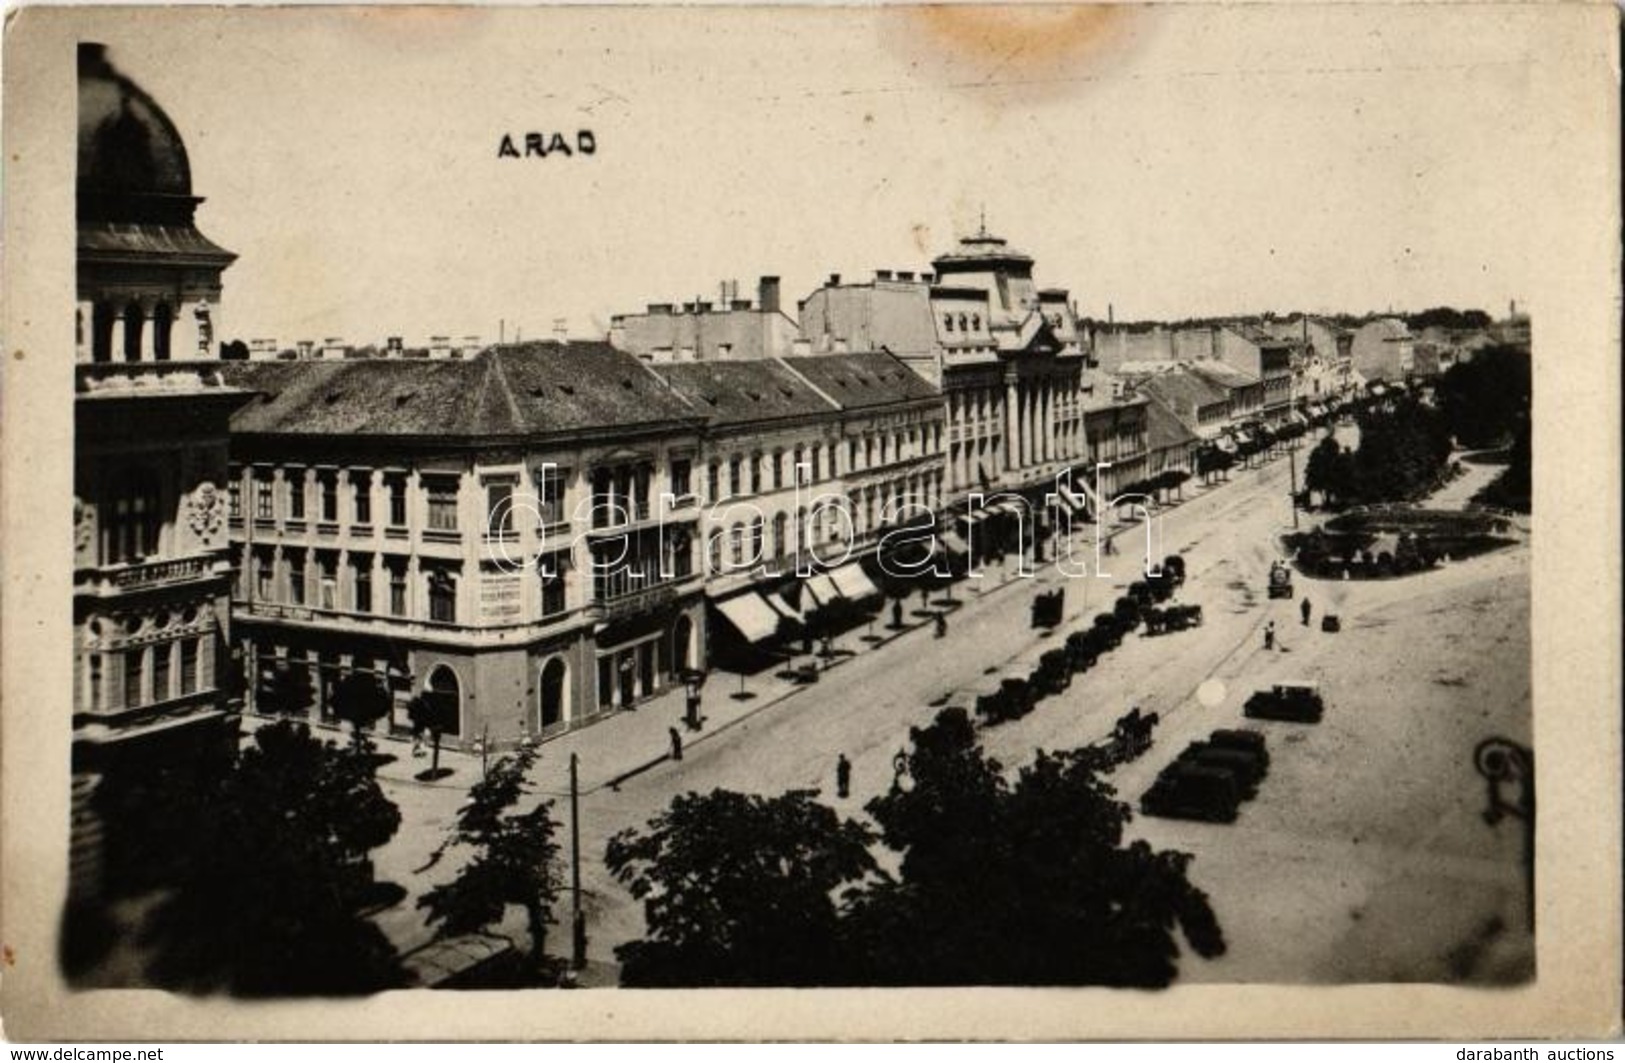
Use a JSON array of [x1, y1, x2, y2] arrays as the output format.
[[668, 726, 683, 762], [934, 612, 947, 639], [836, 753, 852, 799], [891, 598, 904, 630], [1301, 597, 1312, 626], [1264, 621, 1276, 650], [685, 685, 703, 731]]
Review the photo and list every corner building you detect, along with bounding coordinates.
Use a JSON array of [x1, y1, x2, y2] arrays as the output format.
[[218, 345, 709, 748]]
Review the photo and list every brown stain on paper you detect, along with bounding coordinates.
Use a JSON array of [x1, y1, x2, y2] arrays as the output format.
[[885, 5, 1141, 102]]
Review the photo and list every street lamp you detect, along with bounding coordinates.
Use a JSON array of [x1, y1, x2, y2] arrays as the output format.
[[1473, 737, 1534, 931]]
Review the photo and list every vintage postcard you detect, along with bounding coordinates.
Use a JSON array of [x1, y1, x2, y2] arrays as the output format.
[[1, 2, 1619, 1042]]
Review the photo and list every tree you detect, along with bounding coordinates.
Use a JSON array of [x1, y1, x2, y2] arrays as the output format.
[[408, 691, 456, 780], [418, 742, 563, 980], [144, 720, 405, 995], [1304, 436, 1348, 507], [331, 671, 391, 750], [844, 708, 1225, 987], [606, 788, 878, 986]]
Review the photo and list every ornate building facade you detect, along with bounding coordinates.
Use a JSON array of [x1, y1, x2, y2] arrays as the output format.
[[71, 43, 251, 900]]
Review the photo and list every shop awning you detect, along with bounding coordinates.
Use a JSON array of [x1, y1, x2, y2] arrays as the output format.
[[765, 592, 804, 622], [803, 572, 842, 606], [1216, 437, 1239, 454], [713, 592, 781, 644], [830, 562, 881, 601], [959, 509, 989, 527]]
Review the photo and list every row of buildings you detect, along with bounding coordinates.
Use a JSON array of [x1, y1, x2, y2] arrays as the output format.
[[69, 43, 1372, 898]]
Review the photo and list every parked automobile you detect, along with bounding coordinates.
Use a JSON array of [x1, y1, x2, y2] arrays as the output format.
[[1139, 761, 1241, 823], [1208, 728, 1270, 771], [1175, 741, 1265, 799], [1243, 680, 1324, 723]]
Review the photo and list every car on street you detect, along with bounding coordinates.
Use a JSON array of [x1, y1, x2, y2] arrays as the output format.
[[1243, 680, 1325, 723]]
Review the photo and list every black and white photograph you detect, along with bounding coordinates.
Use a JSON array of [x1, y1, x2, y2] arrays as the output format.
[[1, 2, 1618, 1042]]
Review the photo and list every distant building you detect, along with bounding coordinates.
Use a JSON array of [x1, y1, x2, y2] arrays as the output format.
[[1135, 368, 1233, 441], [1186, 359, 1266, 425], [610, 277, 800, 363], [1351, 317, 1415, 382], [797, 228, 1109, 530], [72, 43, 254, 902]]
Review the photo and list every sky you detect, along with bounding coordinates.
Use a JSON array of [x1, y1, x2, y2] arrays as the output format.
[[83, 4, 1569, 349]]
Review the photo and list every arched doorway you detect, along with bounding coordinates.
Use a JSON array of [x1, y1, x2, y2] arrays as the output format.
[[672, 615, 694, 673], [538, 657, 567, 731], [424, 664, 462, 738]]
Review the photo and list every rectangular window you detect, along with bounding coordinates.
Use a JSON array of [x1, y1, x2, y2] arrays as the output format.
[[811, 449, 821, 482], [539, 553, 568, 618], [353, 557, 373, 614], [428, 571, 457, 623], [388, 562, 407, 616], [318, 554, 338, 610], [180, 639, 198, 695], [670, 459, 692, 499], [749, 455, 762, 495], [289, 552, 307, 605], [255, 473, 274, 519], [426, 479, 459, 532], [228, 467, 243, 518], [124, 649, 144, 708], [536, 467, 566, 525], [728, 457, 741, 499], [88, 654, 104, 711], [256, 553, 274, 600], [320, 473, 339, 523], [153, 642, 172, 701], [706, 462, 719, 504], [352, 471, 372, 525], [486, 481, 515, 536], [772, 453, 784, 490], [286, 468, 306, 520], [388, 475, 408, 527]]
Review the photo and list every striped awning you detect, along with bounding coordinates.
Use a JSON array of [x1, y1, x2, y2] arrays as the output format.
[[714, 592, 780, 644], [830, 562, 881, 601]]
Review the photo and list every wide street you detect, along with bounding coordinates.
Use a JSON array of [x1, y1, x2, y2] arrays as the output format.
[[366, 434, 1532, 985]]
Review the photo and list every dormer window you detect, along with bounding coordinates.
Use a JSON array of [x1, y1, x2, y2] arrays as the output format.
[[943, 314, 954, 333]]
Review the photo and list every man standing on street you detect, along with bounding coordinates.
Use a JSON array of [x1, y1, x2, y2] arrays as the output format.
[[668, 726, 684, 762], [1264, 621, 1276, 650], [836, 753, 852, 799], [685, 680, 703, 731], [1301, 597, 1312, 626]]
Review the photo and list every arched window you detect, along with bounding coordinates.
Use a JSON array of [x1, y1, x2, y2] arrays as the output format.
[[748, 515, 764, 565], [427, 569, 457, 623], [943, 314, 954, 332], [122, 302, 144, 362], [708, 529, 723, 574], [730, 521, 745, 567], [539, 657, 567, 730], [102, 468, 162, 565], [152, 303, 173, 361], [424, 664, 462, 737], [957, 314, 968, 332], [91, 303, 115, 363], [971, 314, 981, 331], [771, 512, 787, 558], [796, 506, 809, 551]]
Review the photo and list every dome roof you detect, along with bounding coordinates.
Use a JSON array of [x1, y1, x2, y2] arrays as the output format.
[[931, 230, 1035, 273], [78, 43, 192, 198]]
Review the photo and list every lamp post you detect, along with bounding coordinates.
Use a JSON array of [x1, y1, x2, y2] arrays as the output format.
[[569, 752, 587, 971], [1473, 737, 1534, 931]]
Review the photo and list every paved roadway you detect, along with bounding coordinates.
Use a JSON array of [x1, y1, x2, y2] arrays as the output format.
[[370, 435, 1532, 984]]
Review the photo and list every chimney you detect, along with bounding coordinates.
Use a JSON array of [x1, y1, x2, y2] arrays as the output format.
[[429, 335, 451, 358], [731, 300, 752, 311], [695, 301, 713, 313], [1108, 303, 1115, 326], [386, 336, 403, 357], [647, 303, 673, 315], [898, 271, 915, 283], [758, 276, 781, 314], [877, 269, 894, 282], [828, 273, 841, 287], [920, 272, 934, 284], [552, 319, 568, 344]]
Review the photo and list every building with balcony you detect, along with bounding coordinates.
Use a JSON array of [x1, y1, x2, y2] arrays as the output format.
[[795, 229, 1093, 544], [71, 43, 254, 903], [217, 343, 708, 746], [647, 351, 943, 653]]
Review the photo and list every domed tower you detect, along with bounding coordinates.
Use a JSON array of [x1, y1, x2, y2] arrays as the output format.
[[69, 44, 250, 936], [76, 42, 235, 363]]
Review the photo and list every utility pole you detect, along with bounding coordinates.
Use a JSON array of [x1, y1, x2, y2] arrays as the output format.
[[569, 752, 586, 971], [1287, 442, 1300, 530]]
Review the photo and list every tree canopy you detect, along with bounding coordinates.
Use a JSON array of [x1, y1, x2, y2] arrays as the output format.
[[607, 708, 1225, 987], [144, 720, 405, 996], [418, 742, 563, 979]]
